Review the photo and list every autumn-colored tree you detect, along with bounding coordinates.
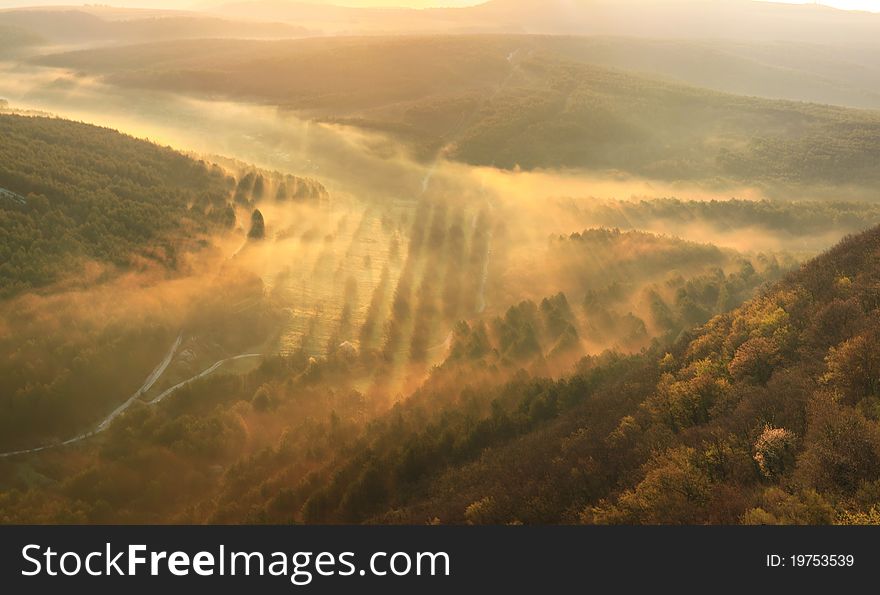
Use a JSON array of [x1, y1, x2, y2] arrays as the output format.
[[742, 488, 835, 525], [590, 447, 711, 524], [728, 336, 779, 385], [797, 393, 880, 494], [753, 425, 796, 479], [823, 332, 880, 405]]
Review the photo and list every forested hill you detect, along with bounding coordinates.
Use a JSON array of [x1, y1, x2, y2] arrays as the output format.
[[289, 224, 880, 525], [0, 114, 235, 297], [0, 24, 44, 56], [36, 35, 880, 191]]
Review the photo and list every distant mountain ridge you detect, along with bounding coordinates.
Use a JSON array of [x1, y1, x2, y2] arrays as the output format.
[[0, 8, 313, 43], [212, 0, 880, 43], [36, 35, 880, 193]]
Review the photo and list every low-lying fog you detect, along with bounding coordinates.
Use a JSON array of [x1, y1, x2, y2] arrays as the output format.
[[1, 59, 873, 362], [0, 60, 852, 243], [5, 55, 880, 450]]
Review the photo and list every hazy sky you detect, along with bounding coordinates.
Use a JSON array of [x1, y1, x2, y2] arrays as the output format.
[[0, 0, 878, 12], [772, 0, 880, 10]]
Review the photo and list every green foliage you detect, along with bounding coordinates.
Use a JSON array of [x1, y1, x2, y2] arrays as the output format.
[[589, 447, 712, 525], [5, 106, 880, 525], [742, 488, 835, 525], [0, 114, 234, 296]]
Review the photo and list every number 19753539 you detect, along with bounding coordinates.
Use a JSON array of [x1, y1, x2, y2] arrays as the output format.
[[766, 554, 854, 568]]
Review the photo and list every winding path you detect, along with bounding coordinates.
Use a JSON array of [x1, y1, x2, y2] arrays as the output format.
[[147, 353, 262, 405], [94, 333, 183, 433], [0, 335, 261, 459]]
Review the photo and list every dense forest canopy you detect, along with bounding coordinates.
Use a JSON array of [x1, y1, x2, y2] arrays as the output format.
[[0, 114, 237, 296], [0, 115, 335, 452], [3, 223, 880, 523], [0, 114, 327, 298], [0, 218, 797, 522], [2, 108, 878, 524], [3, 1, 880, 527], [262, 224, 880, 525]]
